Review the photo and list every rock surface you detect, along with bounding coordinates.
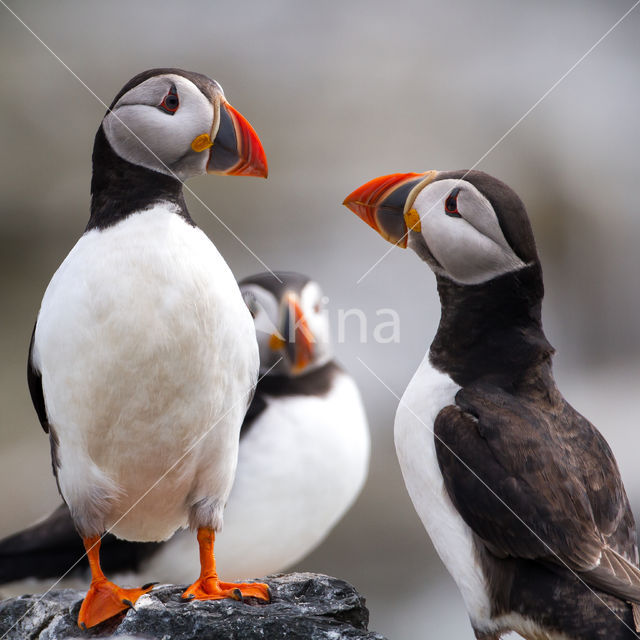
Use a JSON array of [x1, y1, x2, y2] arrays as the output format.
[[0, 572, 388, 640]]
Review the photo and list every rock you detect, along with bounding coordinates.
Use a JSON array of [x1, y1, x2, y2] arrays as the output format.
[[0, 572, 388, 640]]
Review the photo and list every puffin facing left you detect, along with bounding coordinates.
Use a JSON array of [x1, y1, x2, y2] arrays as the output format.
[[27, 68, 270, 629]]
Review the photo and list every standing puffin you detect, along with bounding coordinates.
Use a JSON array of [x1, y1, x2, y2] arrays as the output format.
[[1, 272, 370, 586], [344, 170, 640, 639], [26, 68, 270, 628]]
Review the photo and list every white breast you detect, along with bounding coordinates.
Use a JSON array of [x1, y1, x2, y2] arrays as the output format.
[[32, 205, 258, 542], [394, 353, 493, 628], [141, 370, 370, 582]]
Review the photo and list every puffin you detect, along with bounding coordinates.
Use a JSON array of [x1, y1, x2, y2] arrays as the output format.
[[25, 68, 270, 628], [1, 272, 370, 587], [344, 170, 640, 639]]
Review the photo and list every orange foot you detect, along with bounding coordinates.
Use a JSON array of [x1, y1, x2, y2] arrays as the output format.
[[78, 577, 155, 629], [182, 575, 271, 602]]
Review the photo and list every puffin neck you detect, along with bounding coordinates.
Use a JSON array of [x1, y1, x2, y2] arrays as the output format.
[[429, 263, 554, 388], [87, 126, 193, 231], [257, 361, 340, 397]]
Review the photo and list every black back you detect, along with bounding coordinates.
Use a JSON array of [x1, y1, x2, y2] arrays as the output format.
[[238, 271, 311, 302]]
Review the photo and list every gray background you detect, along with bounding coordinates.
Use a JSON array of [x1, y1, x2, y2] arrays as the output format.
[[1, 1, 639, 638]]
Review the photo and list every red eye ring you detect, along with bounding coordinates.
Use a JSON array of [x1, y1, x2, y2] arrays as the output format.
[[158, 86, 179, 114], [444, 187, 462, 218]]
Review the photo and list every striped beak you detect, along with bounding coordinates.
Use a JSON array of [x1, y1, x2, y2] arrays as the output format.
[[206, 100, 268, 178], [343, 171, 437, 246], [283, 293, 315, 373]]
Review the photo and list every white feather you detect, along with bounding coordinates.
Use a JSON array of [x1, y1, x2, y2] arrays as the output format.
[[139, 370, 370, 582], [394, 353, 495, 630], [410, 178, 526, 285], [32, 204, 258, 542], [103, 74, 216, 180]]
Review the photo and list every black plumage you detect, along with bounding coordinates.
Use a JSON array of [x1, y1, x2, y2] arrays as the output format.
[[88, 125, 190, 232], [26, 324, 48, 434], [238, 271, 311, 306], [425, 172, 640, 638], [241, 361, 340, 433], [0, 505, 160, 585], [27, 324, 61, 482]]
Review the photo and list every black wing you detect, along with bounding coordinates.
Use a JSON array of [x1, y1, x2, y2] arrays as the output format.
[[435, 381, 640, 603], [0, 504, 84, 583], [27, 322, 49, 434], [0, 504, 162, 584], [240, 387, 268, 438]]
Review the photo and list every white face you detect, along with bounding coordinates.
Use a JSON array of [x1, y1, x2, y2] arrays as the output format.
[[242, 280, 332, 377], [241, 283, 282, 375], [408, 178, 526, 285], [102, 74, 221, 181], [298, 280, 331, 366]]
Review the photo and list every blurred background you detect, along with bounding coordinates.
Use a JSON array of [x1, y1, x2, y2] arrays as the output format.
[[1, 1, 639, 638]]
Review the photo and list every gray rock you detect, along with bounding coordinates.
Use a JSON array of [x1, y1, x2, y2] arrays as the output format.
[[0, 572, 388, 640]]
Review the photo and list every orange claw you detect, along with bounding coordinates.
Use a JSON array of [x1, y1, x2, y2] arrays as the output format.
[[182, 527, 271, 603], [78, 576, 153, 629], [77, 535, 154, 628]]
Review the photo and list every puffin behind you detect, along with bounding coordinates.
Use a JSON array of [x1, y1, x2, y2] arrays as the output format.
[[344, 170, 640, 639], [26, 68, 270, 628]]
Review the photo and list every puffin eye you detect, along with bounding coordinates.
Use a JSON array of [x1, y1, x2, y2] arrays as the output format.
[[444, 188, 462, 218], [158, 87, 179, 115]]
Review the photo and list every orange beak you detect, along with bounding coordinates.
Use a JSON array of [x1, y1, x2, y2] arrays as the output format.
[[207, 101, 268, 178], [285, 294, 315, 373], [343, 171, 437, 246]]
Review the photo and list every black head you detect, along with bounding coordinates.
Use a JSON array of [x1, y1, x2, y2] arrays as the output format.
[[89, 68, 267, 230], [345, 169, 539, 285]]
